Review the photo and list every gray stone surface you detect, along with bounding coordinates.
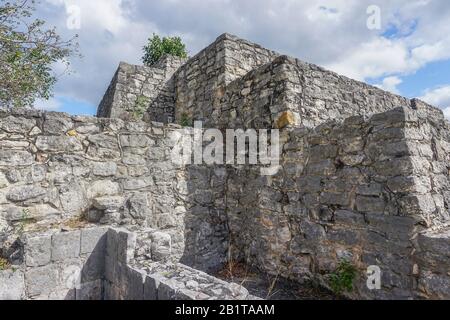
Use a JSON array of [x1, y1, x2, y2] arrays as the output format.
[[52, 231, 81, 261], [25, 264, 59, 297], [0, 270, 25, 300], [81, 227, 108, 254], [24, 233, 52, 267]]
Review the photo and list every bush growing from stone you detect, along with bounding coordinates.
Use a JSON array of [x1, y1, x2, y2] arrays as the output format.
[[142, 34, 188, 66]]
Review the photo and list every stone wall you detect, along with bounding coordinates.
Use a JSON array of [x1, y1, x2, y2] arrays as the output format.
[[224, 106, 450, 299], [213, 55, 415, 131], [101, 34, 414, 131], [174, 33, 279, 126], [97, 34, 278, 126], [416, 230, 450, 299], [0, 227, 253, 300], [97, 55, 186, 123], [0, 109, 228, 273], [1, 106, 449, 299], [0, 226, 107, 300], [105, 228, 256, 300], [2, 33, 450, 300]]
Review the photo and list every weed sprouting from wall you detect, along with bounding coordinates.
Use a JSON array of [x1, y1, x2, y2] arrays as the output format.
[[179, 113, 192, 127], [132, 95, 149, 120], [328, 260, 357, 295], [0, 257, 10, 271]]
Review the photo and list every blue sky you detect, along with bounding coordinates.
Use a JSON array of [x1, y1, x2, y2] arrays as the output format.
[[37, 0, 450, 119]]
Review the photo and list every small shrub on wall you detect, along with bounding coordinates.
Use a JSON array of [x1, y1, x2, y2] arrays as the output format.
[[142, 34, 188, 66]]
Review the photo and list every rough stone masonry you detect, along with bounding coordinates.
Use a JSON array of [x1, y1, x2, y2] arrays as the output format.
[[1, 33, 449, 300]]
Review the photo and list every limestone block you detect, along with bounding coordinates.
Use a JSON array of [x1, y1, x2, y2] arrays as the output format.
[[52, 231, 81, 261], [126, 193, 151, 220], [29, 126, 42, 136], [93, 162, 118, 177], [158, 278, 183, 300], [0, 270, 25, 300], [306, 159, 336, 176], [418, 272, 450, 299], [92, 196, 124, 212], [0, 171, 8, 188], [121, 267, 145, 300], [150, 231, 172, 261], [59, 181, 87, 213], [334, 210, 366, 225], [43, 115, 73, 134], [46, 288, 76, 300], [87, 134, 119, 149], [24, 233, 52, 267], [122, 153, 147, 166], [122, 177, 153, 190], [157, 214, 177, 229], [174, 288, 201, 300], [26, 264, 59, 297], [327, 228, 360, 246], [35, 136, 83, 152], [78, 252, 104, 283], [0, 150, 34, 166], [355, 196, 386, 213], [143, 274, 165, 300], [418, 231, 450, 257], [75, 124, 100, 135], [299, 220, 326, 241], [120, 134, 154, 148], [76, 280, 103, 300], [13, 204, 59, 223], [87, 180, 120, 199], [0, 140, 30, 149], [117, 229, 137, 264], [0, 116, 35, 134], [7, 185, 46, 202], [80, 227, 108, 254]]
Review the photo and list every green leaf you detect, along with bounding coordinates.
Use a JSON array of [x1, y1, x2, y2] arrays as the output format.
[[142, 33, 188, 66]]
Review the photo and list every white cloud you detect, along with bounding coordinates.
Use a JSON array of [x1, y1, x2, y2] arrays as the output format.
[[375, 76, 403, 94], [420, 86, 450, 107], [420, 85, 450, 119], [34, 97, 62, 111], [443, 107, 450, 119], [326, 38, 415, 80]]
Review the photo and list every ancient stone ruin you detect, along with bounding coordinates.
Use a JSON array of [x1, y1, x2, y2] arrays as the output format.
[[1, 33, 449, 300]]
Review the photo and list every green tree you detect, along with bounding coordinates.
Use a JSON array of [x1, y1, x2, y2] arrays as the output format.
[[142, 33, 187, 66], [0, 0, 79, 108]]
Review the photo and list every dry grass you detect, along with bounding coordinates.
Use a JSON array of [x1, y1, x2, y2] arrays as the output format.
[[0, 257, 10, 271], [61, 215, 89, 230], [217, 260, 256, 282]]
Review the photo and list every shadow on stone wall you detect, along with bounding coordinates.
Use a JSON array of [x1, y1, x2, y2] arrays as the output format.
[[179, 164, 229, 274]]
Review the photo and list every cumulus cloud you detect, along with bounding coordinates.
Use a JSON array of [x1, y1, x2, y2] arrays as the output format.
[[375, 76, 403, 94], [34, 97, 62, 111], [32, 0, 450, 114], [420, 86, 450, 106], [420, 86, 450, 119], [443, 107, 450, 120]]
